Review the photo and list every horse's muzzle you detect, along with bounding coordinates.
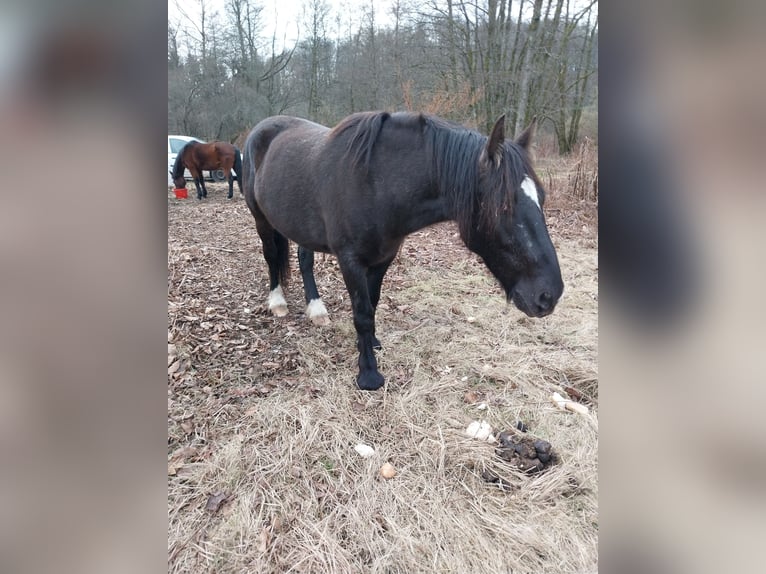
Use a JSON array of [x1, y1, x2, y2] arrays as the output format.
[[510, 289, 559, 318]]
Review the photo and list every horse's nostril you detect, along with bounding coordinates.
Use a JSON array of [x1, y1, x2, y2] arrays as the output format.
[[536, 291, 553, 310]]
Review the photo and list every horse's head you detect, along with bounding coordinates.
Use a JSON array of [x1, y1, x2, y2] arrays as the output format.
[[171, 171, 186, 189], [467, 116, 563, 318]]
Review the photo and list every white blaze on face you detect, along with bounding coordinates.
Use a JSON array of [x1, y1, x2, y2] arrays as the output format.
[[521, 176, 541, 210]]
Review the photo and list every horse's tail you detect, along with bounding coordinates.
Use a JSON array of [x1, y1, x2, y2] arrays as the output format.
[[242, 131, 258, 209], [274, 230, 291, 285], [233, 146, 243, 195]]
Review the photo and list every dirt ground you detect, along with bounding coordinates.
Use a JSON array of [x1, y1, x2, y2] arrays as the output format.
[[168, 179, 598, 573]]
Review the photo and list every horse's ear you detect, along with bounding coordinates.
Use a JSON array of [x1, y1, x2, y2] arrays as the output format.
[[485, 114, 506, 164], [515, 116, 537, 151]]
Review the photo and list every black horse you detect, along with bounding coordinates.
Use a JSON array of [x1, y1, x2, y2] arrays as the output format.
[[242, 111, 563, 390]]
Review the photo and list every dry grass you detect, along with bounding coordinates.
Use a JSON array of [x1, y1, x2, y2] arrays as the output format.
[[537, 138, 599, 205], [168, 171, 598, 572]]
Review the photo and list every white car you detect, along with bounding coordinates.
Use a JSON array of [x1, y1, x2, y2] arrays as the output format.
[[168, 135, 229, 185]]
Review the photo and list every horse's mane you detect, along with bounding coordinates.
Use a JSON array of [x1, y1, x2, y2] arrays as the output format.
[[330, 111, 391, 169], [331, 111, 531, 241], [424, 115, 529, 241], [171, 142, 192, 181]]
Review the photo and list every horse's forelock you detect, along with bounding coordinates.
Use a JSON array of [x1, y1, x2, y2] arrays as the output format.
[[426, 118, 528, 241]]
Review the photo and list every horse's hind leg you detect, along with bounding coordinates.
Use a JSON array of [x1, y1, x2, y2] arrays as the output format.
[[200, 177, 208, 198], [253, 216, 289, 317], [225, 169, 234, 199], [193, 178, 204, 200], [298, 246, 329, 326]]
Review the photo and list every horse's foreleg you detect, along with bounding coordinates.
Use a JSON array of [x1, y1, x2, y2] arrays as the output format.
[[366, 256, 395, 350], [298, 246, 329, 326], [338, 255, 384, 391]]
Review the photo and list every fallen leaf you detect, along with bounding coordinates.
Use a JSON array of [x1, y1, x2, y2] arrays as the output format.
[[168, 462, 180, 476], [175, 463, 201, 480], [170, 446, 198, 462], [259, 528, 270, 553], [205, 492, 227, 513], [180, 420, 194, 434], [350, 400, 366, 413], [168, 360, 180, 376], [272, 515, 284, 533]]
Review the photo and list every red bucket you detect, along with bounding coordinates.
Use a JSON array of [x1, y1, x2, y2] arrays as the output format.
[[173, 188, 188, 199]]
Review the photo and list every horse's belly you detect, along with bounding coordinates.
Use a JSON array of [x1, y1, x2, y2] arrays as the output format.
[[257, 191, 330, 252]]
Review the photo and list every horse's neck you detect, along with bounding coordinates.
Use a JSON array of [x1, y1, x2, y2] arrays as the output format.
[[401, 196, 451, 235]]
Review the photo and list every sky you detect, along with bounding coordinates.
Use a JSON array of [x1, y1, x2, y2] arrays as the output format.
[[168, 0, 596, 55], [169, 0, 399, 53]]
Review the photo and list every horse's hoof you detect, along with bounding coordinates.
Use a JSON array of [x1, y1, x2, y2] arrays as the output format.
[[356, 371, 385, 391], [270, 305, 288, 317], [310, 314, 330, 326], [268, 287, 288, 317], [307, 299, 329, 326]]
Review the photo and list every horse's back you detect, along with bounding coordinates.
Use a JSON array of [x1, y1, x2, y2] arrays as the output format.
[[245, 112, 435, 254], [212, 141, 235, 154], [247, 116, 327, 169]]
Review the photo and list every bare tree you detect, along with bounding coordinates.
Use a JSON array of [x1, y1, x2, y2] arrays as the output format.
[[167, 0, 598, 154]]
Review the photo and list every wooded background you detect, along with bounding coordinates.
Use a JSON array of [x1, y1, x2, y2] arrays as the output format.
[[168, 0, 597, 154]]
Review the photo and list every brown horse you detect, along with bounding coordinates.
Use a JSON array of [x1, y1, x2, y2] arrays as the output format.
[[171, 141, 243, 200]]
